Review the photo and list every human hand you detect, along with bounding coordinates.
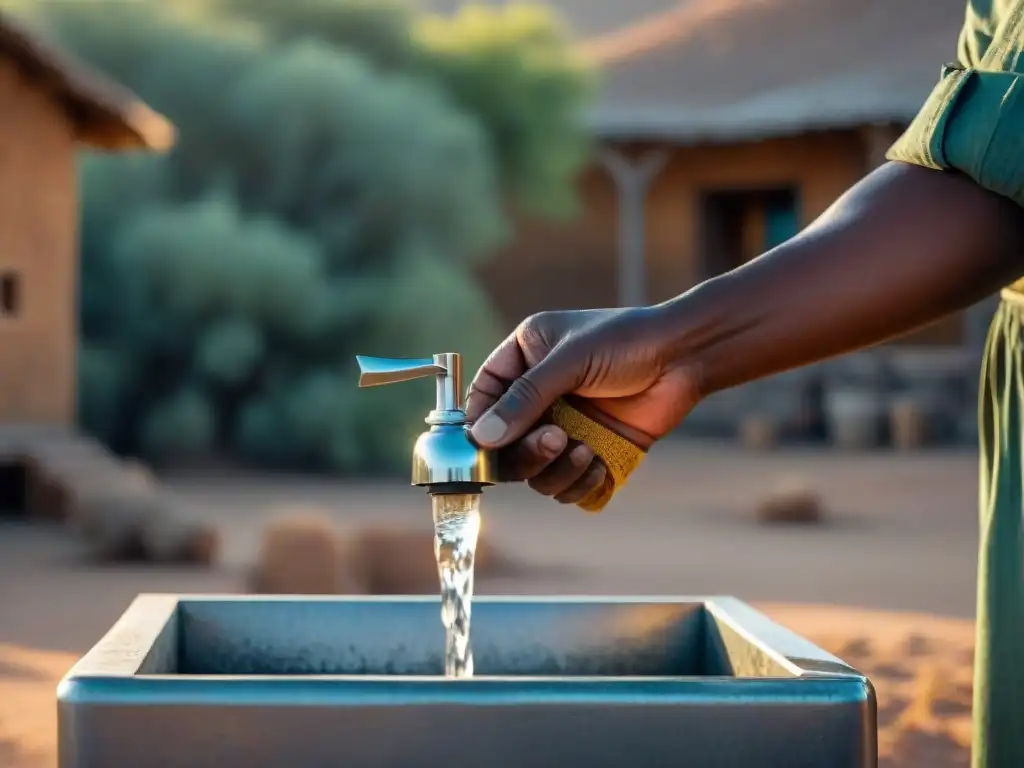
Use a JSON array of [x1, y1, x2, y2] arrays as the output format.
[[465, 306, 699, 505]]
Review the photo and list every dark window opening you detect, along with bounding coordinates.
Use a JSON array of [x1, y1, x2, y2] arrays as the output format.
[[698, 187, 800, 280], [0, 461, 28, 516], [0, 272, 21, 317]]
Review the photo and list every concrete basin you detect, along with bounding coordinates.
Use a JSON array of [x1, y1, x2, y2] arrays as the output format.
[[58, 595, 876, 767]]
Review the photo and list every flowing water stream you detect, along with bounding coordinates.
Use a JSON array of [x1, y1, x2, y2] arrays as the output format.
[[431, 492, 481, 678]]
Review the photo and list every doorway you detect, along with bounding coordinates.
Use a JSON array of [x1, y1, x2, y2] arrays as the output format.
[[698, 187, 800, 279], [0, 461, 28, 516]]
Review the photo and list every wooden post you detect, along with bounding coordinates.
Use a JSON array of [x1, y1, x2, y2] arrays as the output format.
[[598, 146, 670, 307]]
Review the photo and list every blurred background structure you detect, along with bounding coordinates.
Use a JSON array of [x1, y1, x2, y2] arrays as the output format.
[[0, 2, 987, 767], [0, 0, 986, 479]]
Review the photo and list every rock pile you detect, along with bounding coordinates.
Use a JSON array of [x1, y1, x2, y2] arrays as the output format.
[[0, 426, 218, 565]]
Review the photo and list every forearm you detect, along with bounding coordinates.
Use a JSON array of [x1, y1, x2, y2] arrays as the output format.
[[659, 162, 1024, 397]]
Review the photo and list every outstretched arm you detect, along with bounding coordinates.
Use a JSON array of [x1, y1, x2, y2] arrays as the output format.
[[465, 160, 1024, 510], [658, 161, 1024, 398]]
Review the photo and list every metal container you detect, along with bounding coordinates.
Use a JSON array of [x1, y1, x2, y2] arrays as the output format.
[[58, 595, 877, 768]]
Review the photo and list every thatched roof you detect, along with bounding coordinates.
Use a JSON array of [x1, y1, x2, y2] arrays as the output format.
[[0, 10, 174, 151], [420, 0, 967, 143]]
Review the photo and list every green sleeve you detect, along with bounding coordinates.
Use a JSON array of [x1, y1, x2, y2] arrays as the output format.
[[958, 0, 998, 67], [885, 1, 1024, 207]]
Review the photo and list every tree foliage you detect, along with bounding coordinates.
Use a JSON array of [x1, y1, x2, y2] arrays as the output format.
[[206, 0, 595, 217], [414, 4, 595, 217], [21, 0, 592, 473]]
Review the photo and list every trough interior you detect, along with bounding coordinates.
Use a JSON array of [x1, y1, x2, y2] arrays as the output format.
[[136, 599, 797, 678]]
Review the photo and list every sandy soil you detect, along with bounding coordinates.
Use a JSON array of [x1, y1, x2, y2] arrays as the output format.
[[765, 604, 974, 767], [0, 442, 985, 767]]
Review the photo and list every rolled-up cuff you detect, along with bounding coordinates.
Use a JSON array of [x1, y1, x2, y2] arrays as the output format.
[[887, 65, 1024, 206], [547, 398, 646, 512]]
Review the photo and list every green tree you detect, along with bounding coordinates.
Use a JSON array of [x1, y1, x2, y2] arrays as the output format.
[[140, 386, 217, 463], [18, 0, 590, 473], [222, 39, 503, 267], [206, 0, 594, 218], [77, 343, 131, 447], [210, 0, 420, 71], [415, 3, 595, 217]]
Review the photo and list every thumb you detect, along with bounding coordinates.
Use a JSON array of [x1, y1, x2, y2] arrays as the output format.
[[469, 346, 582, 448]]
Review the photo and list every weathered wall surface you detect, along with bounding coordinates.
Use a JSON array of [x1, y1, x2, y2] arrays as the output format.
[[0, 59, 77, 425]]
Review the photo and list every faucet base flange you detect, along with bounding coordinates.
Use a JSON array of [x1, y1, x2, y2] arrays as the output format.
[[424, 482, 486, 496]]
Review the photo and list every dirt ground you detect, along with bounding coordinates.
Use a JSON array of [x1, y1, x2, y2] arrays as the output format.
[[0, 441, 985, 767]]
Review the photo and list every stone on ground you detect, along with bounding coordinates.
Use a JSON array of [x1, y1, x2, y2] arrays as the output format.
[[138, 505, 220, 565], [755, 477, 825, 524], [738, 414, 779, 450], [249, 515, 520, 595], [250, 514, 366, 595]]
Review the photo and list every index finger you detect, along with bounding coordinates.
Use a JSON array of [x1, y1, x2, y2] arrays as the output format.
[[465, 332, 526, 423]]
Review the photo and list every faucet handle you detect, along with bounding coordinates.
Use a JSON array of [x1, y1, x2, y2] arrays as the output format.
[[356, 353, 464, 416], [356, 356, 446, 387]]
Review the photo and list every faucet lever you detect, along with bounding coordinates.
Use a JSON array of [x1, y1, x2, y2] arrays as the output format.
[[356, 356, 446, 387], [356, 353, 464, 415]]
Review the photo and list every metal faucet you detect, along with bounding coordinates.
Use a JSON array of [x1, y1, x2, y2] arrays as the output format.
[[356, 353, 497, 493]]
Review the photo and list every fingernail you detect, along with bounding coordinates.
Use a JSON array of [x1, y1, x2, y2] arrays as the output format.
[[540, 430, 567, 455], [569, 444, 592, 465], [471, 411, 508, 445]]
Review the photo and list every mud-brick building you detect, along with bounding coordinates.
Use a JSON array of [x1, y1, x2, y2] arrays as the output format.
[[429, 0, 986, 440], [0, 12, 174, 513], [0, 11, 173, 424]]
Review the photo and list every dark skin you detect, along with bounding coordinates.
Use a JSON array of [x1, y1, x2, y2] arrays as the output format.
[[466, 162, 1024, 503]]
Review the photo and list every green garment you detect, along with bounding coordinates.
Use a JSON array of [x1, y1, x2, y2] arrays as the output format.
[[886, 3, 1024, 766], [977, 295, 1024, 768], [887, 1, 1024, 292]]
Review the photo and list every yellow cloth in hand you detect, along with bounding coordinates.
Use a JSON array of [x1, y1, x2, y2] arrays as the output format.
[[547, 398, 646, 513]]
